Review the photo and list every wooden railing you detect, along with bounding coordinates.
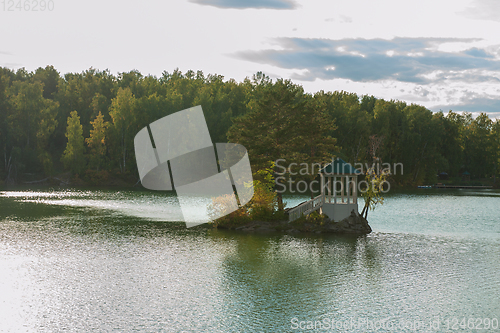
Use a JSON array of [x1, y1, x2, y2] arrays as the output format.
[[287, 194, 325, 222]]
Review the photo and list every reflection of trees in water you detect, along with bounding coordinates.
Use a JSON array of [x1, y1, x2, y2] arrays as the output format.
[[207, 230, 382, 331]]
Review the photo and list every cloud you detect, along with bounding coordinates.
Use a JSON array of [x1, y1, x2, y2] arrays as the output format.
[[431, 95, 500, 118], [463, 47, 494, 58], [0, 51, 20, 68], [233, 37, 500, 84], [1, 63, 23, 69], [188, 0, 298, 10], [460, 0, 500, 22], [325, 15, 353, 23], [339, 15, 352, 23]]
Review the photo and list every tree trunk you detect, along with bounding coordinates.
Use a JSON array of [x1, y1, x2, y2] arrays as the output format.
[[361, 202, 369, 219], [277, 192, 284, 211]]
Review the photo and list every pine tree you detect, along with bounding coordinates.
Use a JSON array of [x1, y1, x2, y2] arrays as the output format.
[[229, 79, 304, 170], [228, 78, 337, 207], [298, 95, 337, 197]]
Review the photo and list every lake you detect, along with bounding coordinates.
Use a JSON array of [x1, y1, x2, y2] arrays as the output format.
[[0, 188, 499, 332]]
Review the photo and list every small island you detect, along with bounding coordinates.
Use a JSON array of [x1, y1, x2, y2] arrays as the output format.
[[210, 158, 386, 235]]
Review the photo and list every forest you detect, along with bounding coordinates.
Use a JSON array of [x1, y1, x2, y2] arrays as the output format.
[[0, 65, 499, 188]]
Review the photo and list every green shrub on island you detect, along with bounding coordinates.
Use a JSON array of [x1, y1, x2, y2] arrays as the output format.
[[209, 162, 286, 229], [290, 210, 328, 227], [208, 183, 287, 229]]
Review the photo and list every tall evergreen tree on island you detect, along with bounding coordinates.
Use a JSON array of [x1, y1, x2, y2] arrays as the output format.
[[298, 94, 337, 198], [229, 78, 304, 170], [228, 77, 337, 207]]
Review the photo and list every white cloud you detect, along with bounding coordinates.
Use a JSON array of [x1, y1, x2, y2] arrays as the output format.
[[235, 37, 500, 84], [2, 0, 500, 117], [460, 0, 500, 22], [188, 0, 298, 9]]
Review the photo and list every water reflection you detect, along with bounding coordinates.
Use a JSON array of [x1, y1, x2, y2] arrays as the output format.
[[206, 230, 385, 331], [1, 189, 500, 332]]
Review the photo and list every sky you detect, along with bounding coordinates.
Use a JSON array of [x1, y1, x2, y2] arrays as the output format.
[[2, 0, 500, 118]]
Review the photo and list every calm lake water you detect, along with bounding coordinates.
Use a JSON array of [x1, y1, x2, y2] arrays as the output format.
[[0, 188, 499, 332]]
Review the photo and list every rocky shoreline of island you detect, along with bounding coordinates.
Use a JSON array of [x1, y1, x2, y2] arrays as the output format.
[[215, 210, 372, 235]]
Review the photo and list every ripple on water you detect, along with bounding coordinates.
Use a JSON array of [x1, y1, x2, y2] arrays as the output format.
[[0, 189, 499, 332]]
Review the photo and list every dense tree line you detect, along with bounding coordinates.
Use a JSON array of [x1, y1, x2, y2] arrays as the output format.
[[315, 91, 500, 185], [0, 66, 249, 184], [0, 66, 498, 186]]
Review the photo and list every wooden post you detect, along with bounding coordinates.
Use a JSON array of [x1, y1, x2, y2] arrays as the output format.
[[320, 174, 324, 197], [347, 176, 350, 204], [341, 176, 345, 203], [333, 176, 337, 204], [354, 175, 357, 204], [327, 176, 331, 203]]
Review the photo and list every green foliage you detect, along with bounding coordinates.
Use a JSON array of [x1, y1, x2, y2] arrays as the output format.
[[209, 162, 286, 228], [315, 90, 369, 164], [109, 87, 136, 173], [360, 163, 390, 218], [228, 78, 307, 172], [228, 78, 337, 201], [61, 111, 85, 174], [490, 121, 500, 183], [248, 161, 287, 220], [208, 194, 252, 229], [36, 98, 58, 175], [466, 113, 493, 178], [1, 65, 499, 188], [290, 210, 328, 227], [9, 81, 56, 149], [86, 111, 108, 171], [248, 182, 286, 221], [252, 161, 276, 192]]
